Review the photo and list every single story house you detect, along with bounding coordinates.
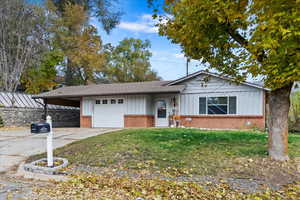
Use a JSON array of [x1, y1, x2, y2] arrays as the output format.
[[33, 70, 269, 129]]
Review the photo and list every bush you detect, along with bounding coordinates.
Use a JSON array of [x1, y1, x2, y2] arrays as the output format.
[[0, 115, 4, 128], [289, 91, 300, 132]]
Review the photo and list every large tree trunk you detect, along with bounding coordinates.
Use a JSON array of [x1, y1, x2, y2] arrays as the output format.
[[65, 59, 75, 86], [268, 84, 293, 161]]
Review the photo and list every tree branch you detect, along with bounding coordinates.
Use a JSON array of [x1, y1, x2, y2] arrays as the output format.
[[225, 25, 266, 63]]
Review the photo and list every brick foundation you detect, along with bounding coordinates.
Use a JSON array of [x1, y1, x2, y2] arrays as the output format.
[[80, 116, 92, 128], [179, 115, 265, 130], [124, 115, 154, 128]]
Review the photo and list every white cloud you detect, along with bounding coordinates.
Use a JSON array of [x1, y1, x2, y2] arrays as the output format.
[[118, 22, 158, 33], [118, 13, 159, 33], [174, 53, 185, 59], [141, 14, 153, 21]]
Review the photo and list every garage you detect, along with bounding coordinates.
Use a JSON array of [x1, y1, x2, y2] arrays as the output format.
[[93, 98, 125, 128]]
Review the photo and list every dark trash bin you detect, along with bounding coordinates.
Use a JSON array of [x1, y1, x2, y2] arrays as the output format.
[[31, 122, 50, 134]]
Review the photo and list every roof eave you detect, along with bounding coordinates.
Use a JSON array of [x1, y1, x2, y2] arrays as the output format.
[[32, 90, 184, 99], [167, 70, 270, 91]]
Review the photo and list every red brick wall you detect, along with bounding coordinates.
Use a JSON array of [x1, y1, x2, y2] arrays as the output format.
[[80, 97, 92, 128], [80, 116, 92, 128], [179, 115, 265, 129], [124, 115, 154, 128]]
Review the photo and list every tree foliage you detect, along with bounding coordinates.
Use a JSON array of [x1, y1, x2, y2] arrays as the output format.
[[21, 49, 63, 94], [155, 0, 300, 89], [104, 38, 161, 82], [50, 0, 122, 33], [48, 2, 106, 85], [0, 0, 48, 92]]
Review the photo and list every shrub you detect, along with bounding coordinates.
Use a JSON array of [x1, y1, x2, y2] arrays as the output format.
[[289, 91, 300, 132], [0, 115, 4, 128]]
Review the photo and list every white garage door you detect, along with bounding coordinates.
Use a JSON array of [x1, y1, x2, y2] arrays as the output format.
[[93, 98, 125, 128]]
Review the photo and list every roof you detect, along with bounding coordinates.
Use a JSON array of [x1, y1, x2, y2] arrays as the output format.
[[34, 70, 270, 99], [167, 70, 270, 91], [34, 81, 185, 99], [0, 92, 77, 110]]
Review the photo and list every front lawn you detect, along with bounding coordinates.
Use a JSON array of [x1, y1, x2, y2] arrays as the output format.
[[29, 128, 300, 178], [28, 128, 300, 198]]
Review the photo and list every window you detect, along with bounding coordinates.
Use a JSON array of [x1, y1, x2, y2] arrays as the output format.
[[157, 100, 167, 118], [118, 99, 124, 104], [229, 96, 237, 114], [111, 99, 116, 104], [208, 97, 227, 114], [95, 100, 101, 104], [199, 97, 206, 114], [199, 96, 237, 115], [102, 99, 108, 104]]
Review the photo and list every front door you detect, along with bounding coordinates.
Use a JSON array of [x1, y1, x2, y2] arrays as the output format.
[[155, 99, 168, 127]]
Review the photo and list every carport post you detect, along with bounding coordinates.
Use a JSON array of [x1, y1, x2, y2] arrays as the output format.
[[44, 99, 48, 120], [46, 115, 53, 167]]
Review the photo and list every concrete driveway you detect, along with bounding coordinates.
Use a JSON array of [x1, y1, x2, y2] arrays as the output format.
[[0, 128, 117, 173]]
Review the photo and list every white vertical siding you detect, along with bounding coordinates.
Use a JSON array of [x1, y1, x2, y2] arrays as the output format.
[[82, 98, 93, 116], [237, 91, 263, 115], [180, 91, 263, 115], [179, 75, 264, 116], [182, 74, 260, 94], [83, 95, 150, 116], [125, 95, 147, 115], [145, 95, 154, 115]]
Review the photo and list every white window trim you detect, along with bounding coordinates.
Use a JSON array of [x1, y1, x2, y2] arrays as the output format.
[[199, 96, 238, 115], [117, 98, 124, 104]]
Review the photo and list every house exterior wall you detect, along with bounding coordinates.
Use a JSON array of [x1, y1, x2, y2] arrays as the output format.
[[80, 74, 266, 129], [178, 75, 266, 129], [80, 97, 92, 128], [80, 95, 153, 128], [124, 115, 154, 127], [179, 115, 264, 129], [145, 95, 154, 115], [126, 95, 147, 115]]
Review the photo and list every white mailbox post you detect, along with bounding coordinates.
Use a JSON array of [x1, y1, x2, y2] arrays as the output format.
[[46, 115, 53, 167]]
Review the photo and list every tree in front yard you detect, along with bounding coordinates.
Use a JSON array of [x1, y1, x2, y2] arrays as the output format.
[[153, 0, 300, 160]]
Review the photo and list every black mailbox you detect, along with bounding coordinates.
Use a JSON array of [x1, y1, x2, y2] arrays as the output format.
[[31, 122, 50, 134]]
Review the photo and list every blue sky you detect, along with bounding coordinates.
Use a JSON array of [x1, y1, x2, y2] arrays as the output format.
[[92, 0, 203, 80]]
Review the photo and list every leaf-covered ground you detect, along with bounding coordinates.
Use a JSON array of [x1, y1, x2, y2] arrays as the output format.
[[31, 172, 300, 200], [27, 128, 300, 198]]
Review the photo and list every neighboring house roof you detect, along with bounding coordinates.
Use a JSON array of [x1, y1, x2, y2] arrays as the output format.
[[166, 70, 270, 91], [34, 81, 185, 99], [0, 92, 77, 109]]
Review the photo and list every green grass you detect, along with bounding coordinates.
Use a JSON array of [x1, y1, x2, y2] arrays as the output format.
[[28, 128, 300, 176]]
